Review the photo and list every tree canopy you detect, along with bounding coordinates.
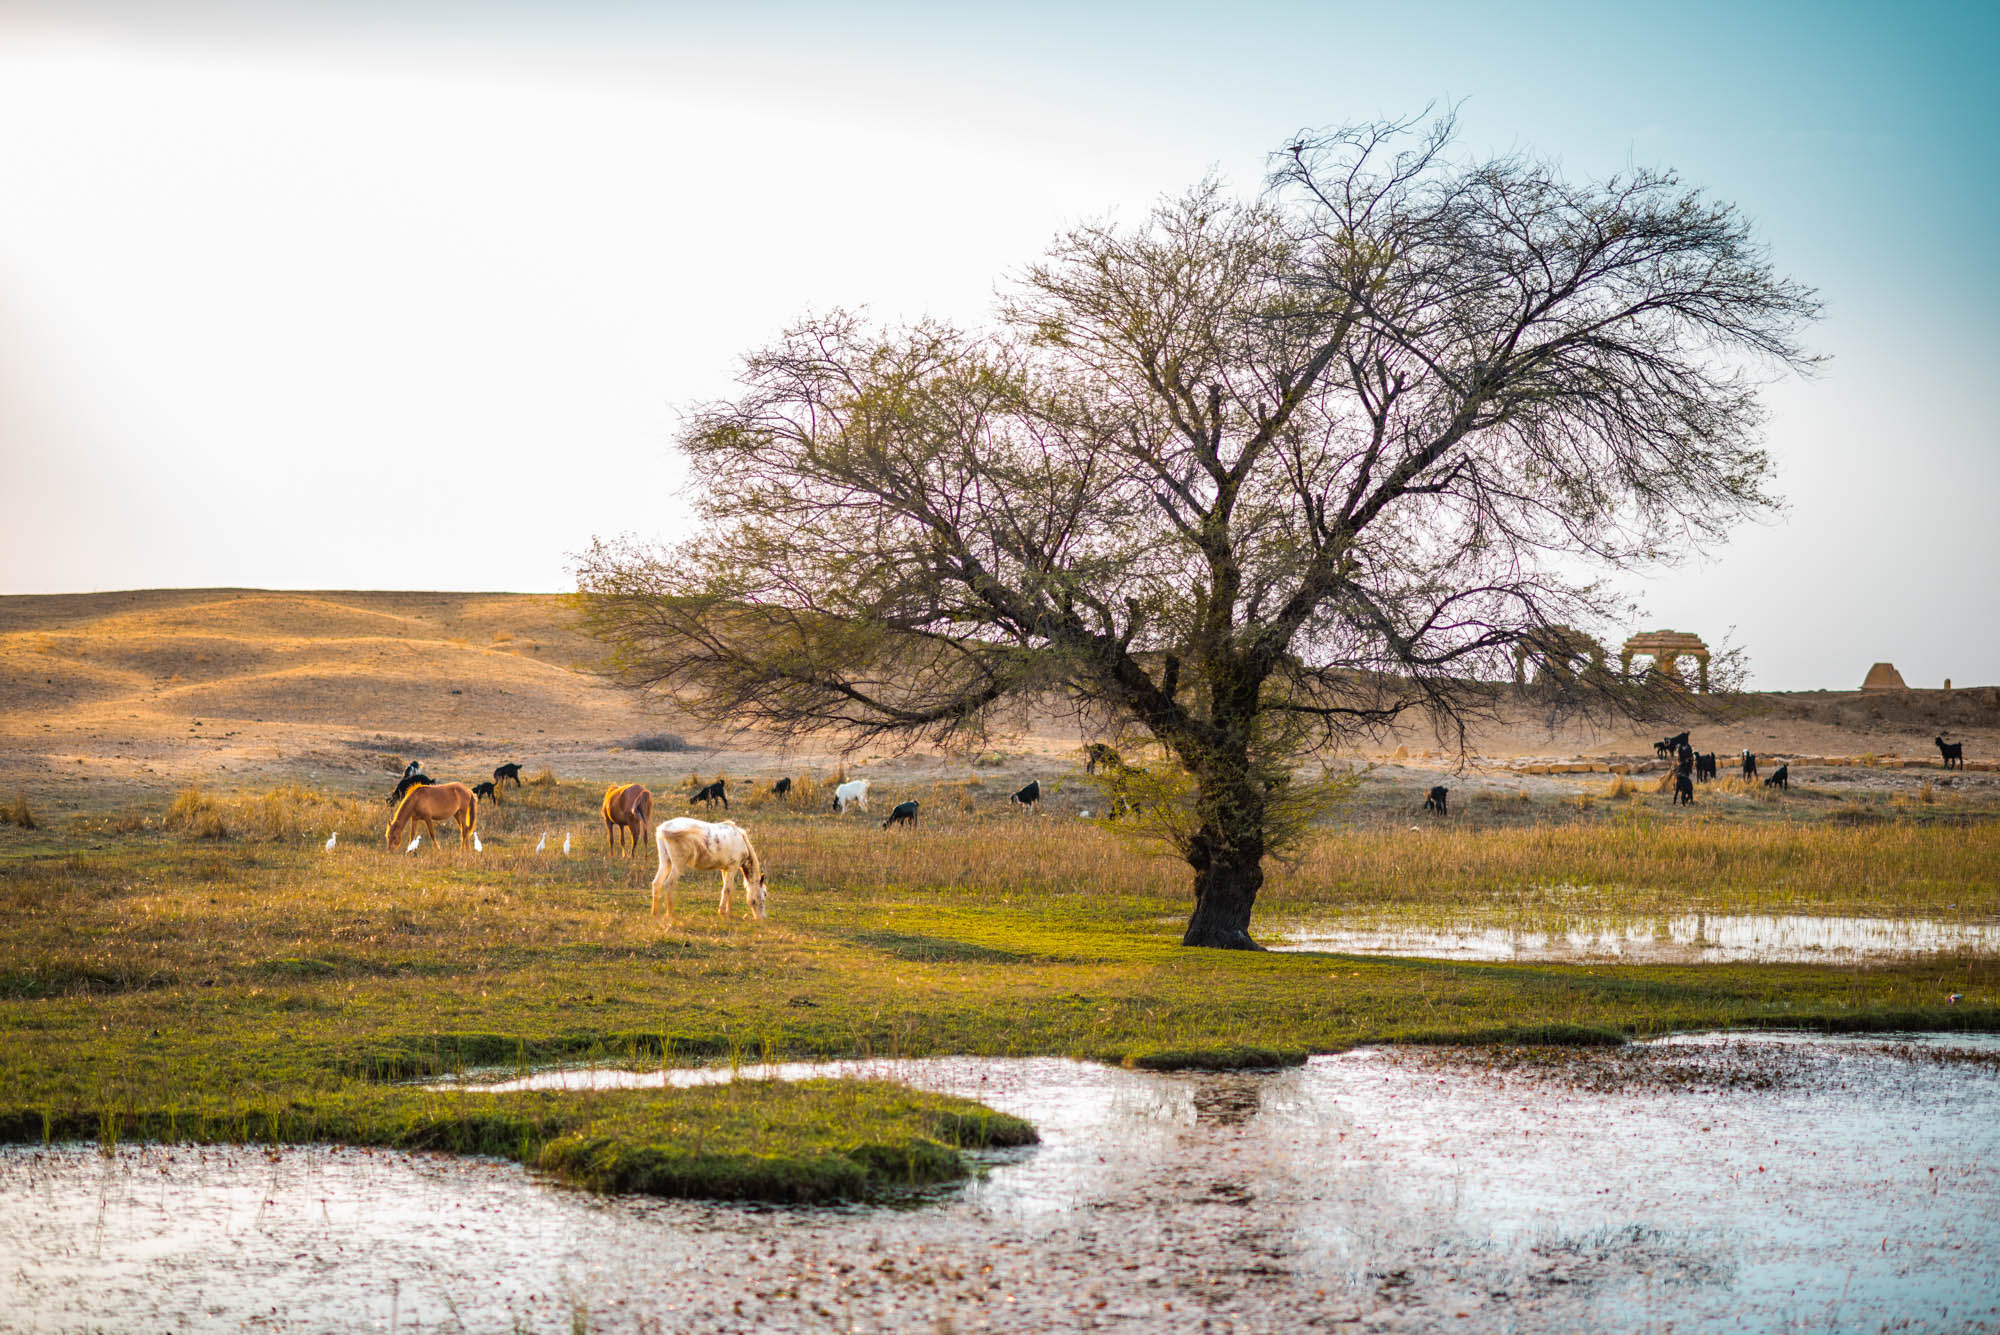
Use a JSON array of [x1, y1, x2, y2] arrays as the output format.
[[578, 115, 1818, 948]]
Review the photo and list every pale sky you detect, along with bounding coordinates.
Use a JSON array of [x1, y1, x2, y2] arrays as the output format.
[[2, 1, 1996, 689]]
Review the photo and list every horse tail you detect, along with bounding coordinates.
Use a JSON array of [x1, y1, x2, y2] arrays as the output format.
[[464, 789, 477, 836]]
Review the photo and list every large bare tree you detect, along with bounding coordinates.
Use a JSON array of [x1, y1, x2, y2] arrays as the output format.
[[577, 116, 1817, 949]]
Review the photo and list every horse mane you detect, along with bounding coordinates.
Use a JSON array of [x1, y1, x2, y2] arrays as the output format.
[[390, 782, 429, 824]]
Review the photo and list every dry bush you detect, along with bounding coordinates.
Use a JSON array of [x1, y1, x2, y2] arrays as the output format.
[[624, 733, 692, 753], [1473, 788, 1532, 807], [1603, 775, 1637, 800], [527, 768, 558, 787]]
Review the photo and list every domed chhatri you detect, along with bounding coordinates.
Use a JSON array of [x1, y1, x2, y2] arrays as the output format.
[[1512, 625, 1608, 687], [1620, 630, 1711, 692]]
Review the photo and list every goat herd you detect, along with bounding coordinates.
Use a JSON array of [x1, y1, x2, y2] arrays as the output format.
[[376, 760, 1047, 925], [1421, 731, 1971, 816]]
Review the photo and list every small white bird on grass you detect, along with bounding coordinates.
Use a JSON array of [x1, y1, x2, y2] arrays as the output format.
[[535, 832, 547, 854], [562, 832, 571, 856], [473, 831, 483, 853], [324, 831, 337, 852], [406, 835, 422, 853]]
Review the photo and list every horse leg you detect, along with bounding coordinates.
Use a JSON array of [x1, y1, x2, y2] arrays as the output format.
[[718, 868, 734, 916], [651, 859, 680, 919]]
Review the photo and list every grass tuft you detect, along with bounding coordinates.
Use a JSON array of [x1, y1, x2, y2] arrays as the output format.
[[1, 791, 36, 829]]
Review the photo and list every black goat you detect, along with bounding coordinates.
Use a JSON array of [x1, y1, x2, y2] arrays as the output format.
[[1011, 780, 1041, 810], [493, 762, 523, 788], [1741, 750, 1758, 780], [1695, 753, 1717, 782], [1765, 763, 1789, 790], [1655, 731, 1691, 759], [773, 777, 792, 799], [1423, 785, 1448, 816], [1936, 736, 1965, 770], [472, 781, 498, 802], [689, 779, 728, 811], [387, 772, 433, 806], [882, 800, 920, 829], [1673, 772, 1695, 805]]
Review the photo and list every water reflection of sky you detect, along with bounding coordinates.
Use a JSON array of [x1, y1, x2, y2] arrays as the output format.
[[1275, 912, 2000, 962], [4, 1035, 1996, 1332]]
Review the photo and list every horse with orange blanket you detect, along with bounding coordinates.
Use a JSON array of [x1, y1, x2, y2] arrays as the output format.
[[386, 782, 477, 849], [602, 783, 654, 855]]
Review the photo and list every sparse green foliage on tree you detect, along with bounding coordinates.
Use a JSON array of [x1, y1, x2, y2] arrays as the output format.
[[578, 114, 1817, 948]]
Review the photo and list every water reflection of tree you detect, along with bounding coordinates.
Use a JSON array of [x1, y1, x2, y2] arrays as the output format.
[[1193, 1077, 1265, 1127]]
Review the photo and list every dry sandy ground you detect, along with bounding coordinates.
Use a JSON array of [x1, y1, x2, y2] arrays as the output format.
[[3, 589, 1997, 817]]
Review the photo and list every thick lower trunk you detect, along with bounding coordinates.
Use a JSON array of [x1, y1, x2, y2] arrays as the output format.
[[1181, 839, 1265, 950]]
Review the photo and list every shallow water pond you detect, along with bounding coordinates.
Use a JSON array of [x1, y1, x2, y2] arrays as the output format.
[[1275, 911, 2000, 962], [4, 1035, 1997, 1332]]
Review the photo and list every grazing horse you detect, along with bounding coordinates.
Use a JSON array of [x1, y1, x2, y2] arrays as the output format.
[[602, 783, 654, 855], [1936, 736, 1965, 770], [1741, 750, 1758, 780], [1011, 780, 1041, 811], [386, 782, 477, 850], [689, 778, 729, 811], [1765, 763, 1790, 791], [650, 817, 767, 921], [472, 781, 498, 803], [387, 771, 434, 806], [1423, 786, 1448, 816], [882, 800, 920, 829], [832, 779, 869, 813], [493, 762, 524, 788], [773, 777, 792, 800]]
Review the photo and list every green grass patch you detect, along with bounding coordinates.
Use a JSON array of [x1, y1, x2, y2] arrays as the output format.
[[3, 780, 1998, 1200]]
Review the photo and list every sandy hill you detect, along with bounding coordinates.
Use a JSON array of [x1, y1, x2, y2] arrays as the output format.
[[0, 590, 680, 793], [1, 588, 1995, 807]]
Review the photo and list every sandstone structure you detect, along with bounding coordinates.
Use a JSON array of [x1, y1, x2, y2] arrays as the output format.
[[1619, 629, 1711, 692], [1512, 626, 1608, 687], [1861, 662, 1908, 692]]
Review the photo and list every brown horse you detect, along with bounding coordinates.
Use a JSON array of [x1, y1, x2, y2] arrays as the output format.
[[602, 783, 654, 855], [386, 782, 477, 849]]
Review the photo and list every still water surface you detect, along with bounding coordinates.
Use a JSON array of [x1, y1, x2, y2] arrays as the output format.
[[1276, 912, 2000, 962], [3, 1034, 1996, 1332]]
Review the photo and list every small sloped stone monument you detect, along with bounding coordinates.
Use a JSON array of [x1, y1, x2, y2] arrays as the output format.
[[1860, 662, 1908, 692]]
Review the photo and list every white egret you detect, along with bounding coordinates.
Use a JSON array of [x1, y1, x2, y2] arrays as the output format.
[[472, 832, 483, 853], [406, 835, 422, 853], [535, 832, 547, 854], [324, 831, 337, 852], [562, 833, 571, 856]]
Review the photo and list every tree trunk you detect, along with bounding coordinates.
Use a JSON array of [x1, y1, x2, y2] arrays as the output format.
[[1180, 833, 1266, 950]]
